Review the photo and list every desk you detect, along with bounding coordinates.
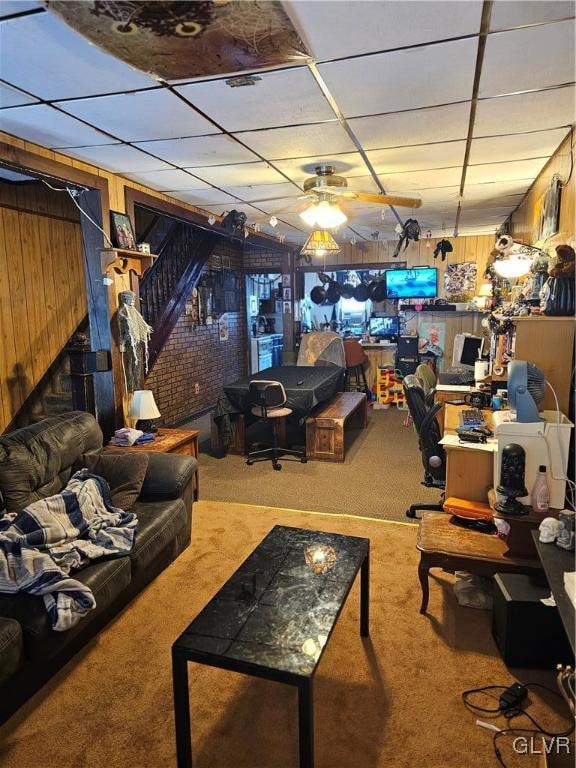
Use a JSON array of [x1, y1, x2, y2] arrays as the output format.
[[532, 533, 575, 655], [440, 404, 496, 502], [105, 428, 199, 500]]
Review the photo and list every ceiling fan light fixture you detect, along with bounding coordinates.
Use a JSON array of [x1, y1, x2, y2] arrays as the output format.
[[300, 229, 340, 259], [300, 199, 347, 229], [299, 205, 318, 227]]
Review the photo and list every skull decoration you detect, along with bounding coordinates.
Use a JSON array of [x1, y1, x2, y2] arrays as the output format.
[[539, 517, 560, 543]]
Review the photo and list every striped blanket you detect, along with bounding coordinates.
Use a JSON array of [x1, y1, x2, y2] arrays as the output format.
[[0, 470, 137, 631]]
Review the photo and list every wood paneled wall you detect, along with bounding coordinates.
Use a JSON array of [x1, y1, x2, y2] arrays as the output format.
[[0, 181, 86, 431], [511, 129, 575, 248], [308, 234, 494, 299]]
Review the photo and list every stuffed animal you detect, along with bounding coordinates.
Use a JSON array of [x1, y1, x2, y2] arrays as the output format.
[[549, 244, 575, 278]]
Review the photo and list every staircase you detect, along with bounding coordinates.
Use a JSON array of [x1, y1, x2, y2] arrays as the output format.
[[139, 220, 218, 371]]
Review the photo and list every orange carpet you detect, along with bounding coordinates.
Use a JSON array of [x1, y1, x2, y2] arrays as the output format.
[[0, 501, 568, 768]]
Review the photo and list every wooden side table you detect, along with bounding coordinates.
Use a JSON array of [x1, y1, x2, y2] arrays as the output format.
[[105, 428, 199, 500], [416, 512, 541, 614]]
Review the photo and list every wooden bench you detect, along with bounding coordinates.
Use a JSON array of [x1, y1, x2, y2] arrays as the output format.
[[306, 392, 368, 462]]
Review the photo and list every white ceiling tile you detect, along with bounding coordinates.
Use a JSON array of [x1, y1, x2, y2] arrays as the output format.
[[479, 21, 576, 97], [252, 196, 304, 215], [0, 104, 115, 148], [59, 90, 217, 142], [273, 153, 367, 183], [62, 145, 173, 174], [215, 182, 299, 204], [368, 141, 467, 174], [133, 135, 256, 167], [0, 13, 157, 99], [0, 1, 42, 17], [463, 179, 532, 200], [318, 38, 477, 118], [465, 157, 548, 184], [0, 82, 39, 108], [167, 189, 239, 207], [233, 122, 356, 160], [287, 1, 483, 59], [349, 103, 471, 150], [463, 196, 524, 210], [121, 168, 212, 191], [490, 1, 575, 31], [343, 176, 382, 194], [176, 68, 334, 132], [191, 162, 290, 188], [469, 128, 569, 165], [474, 85, 576, 136], [382, 166, 462, 190], [418, 186, 462, 203]]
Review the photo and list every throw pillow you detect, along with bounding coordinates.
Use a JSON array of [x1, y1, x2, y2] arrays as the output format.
[[75, 453, 149, 511]]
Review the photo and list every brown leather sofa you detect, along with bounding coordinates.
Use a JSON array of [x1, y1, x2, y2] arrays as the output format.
[[0, 411, 197, 723]]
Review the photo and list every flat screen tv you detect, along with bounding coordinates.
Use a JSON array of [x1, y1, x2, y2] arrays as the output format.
[[385, 267, 437, 299]]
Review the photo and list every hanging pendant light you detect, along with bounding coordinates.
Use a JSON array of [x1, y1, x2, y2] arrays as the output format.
[[493, 254, 532, 279], [300, 229, 340, 259]]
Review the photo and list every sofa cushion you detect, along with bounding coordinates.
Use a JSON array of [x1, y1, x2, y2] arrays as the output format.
[[0, 618, 23, 685], [0, 556, 131, 660], [138, 453, 197, 502], [0, 412, 102, 513], [129, 499, 187, 576], [75, 452, 149, 510]]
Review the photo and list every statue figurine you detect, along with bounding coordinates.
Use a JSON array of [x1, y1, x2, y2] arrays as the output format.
[[117, 290, 153, 392]]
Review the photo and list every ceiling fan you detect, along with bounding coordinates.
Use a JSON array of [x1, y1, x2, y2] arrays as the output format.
[[251, 164, 421, 208], [300, 165, 422, 208], [248, 165, 421, 229]]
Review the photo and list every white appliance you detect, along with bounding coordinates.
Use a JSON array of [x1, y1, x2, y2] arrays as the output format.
[[250, 336, 274, 373], [492, 410, 573, 509]]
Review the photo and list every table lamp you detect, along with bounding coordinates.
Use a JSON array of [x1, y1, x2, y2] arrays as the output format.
[[128, 389, 160, 433]]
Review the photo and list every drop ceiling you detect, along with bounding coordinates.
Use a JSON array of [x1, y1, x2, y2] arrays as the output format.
[[0, 1, 574, 244]]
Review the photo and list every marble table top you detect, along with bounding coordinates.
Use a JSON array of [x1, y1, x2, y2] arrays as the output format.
[[173, 525, 369, 679]]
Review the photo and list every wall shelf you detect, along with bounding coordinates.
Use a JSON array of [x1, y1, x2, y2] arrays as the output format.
[[100, 247, 157, 277]]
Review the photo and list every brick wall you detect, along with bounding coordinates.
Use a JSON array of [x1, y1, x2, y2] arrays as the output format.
[[243, 246, 283, 273], [145, 241, 247, 426]]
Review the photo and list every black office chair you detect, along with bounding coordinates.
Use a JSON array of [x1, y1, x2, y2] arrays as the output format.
[[403, 374, 446, 519], [246, 381, 307, 471]]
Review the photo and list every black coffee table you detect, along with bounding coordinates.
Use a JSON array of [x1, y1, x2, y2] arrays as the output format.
[[172, 525, 370, 768]]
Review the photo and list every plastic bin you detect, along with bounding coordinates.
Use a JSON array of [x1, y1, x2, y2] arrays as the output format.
[[492, 410, 573, 509]]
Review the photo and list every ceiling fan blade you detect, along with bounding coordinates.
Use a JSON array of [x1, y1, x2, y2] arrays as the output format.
[[353, 192, 422, 208]]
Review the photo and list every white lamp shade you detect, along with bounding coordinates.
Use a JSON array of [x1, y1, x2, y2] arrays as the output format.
[[128, 390, 160, 420], [493, 255, 532, 279]]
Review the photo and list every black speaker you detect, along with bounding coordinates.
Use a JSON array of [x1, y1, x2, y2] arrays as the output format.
[[492, 573, 573, 668], [397, 336, 419, 358]]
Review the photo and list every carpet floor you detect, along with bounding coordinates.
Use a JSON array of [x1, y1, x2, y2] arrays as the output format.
[[192, 408, 440, 523], [1, 501, 567, 768]]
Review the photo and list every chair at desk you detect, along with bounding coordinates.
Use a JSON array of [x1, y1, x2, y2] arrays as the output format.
[[403, 375, 446, 519], [246, 380, 307, 471], [343, 339, 371, 397]]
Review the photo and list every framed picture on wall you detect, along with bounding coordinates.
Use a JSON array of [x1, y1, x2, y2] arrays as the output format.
[[110, 211, 137, 250]]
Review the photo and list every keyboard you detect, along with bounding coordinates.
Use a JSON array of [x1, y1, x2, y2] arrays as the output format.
[[459, 408, 485, 427], [438, 369, 475, 386]]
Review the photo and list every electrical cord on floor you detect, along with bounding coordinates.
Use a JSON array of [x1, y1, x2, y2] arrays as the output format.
[[462, 681, 575, 767]]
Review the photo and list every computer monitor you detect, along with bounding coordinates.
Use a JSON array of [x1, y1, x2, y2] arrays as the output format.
[[369, 315, 399, 340], [452, 334, 484, 369]]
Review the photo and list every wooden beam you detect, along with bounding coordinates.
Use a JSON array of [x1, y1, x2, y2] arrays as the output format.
[[79, 188, 116, 438], [124, 186, 293, 253]]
